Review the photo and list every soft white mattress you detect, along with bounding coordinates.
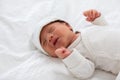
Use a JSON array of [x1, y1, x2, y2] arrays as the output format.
[[0, 0, 120, 80]]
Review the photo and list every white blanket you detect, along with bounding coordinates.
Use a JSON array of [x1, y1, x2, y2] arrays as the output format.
[[0, 0, 120, 80]]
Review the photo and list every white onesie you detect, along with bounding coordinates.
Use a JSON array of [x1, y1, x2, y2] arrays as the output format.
[[62, 16, 120, 79]]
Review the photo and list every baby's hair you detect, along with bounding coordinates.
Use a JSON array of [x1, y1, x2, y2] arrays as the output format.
[[50, 20, 67, 24], [44, 20, 73, 31]]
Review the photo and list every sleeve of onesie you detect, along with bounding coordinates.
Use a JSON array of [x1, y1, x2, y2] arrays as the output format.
[[75, 15, 108, 31], [62, 49, 95, 79], [91, 15, 108, 26]]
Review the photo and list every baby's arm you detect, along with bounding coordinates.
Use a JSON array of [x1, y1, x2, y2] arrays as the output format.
[[83, 9, 107, 26], [55, 47, 95, 79]]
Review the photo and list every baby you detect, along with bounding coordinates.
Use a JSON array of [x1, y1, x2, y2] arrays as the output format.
[[32, 9, 120, 79]]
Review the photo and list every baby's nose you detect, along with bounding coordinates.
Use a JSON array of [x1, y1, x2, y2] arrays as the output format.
[[47, 33, 53, 43], [49, 35, 53, 42]]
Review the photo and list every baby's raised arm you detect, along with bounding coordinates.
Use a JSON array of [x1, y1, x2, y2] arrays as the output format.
[[83, 9, 107, 26]]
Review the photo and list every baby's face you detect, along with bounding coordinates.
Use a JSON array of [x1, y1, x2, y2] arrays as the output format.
[[40, 21, 75, 57]]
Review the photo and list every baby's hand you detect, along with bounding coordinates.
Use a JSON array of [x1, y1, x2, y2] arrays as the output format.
[[83, 9, 101, 22], [55, 47, 71, 59]]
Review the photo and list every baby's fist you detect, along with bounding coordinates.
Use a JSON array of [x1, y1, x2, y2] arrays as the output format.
[[55, 47, 71, 59], [83, 9, 101, 22]]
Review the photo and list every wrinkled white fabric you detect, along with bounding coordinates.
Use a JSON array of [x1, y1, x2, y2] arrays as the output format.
[[0, 0, 120, 80]]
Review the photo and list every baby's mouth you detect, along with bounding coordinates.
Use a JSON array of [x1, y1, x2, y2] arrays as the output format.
[[53, 37, 59, 46]]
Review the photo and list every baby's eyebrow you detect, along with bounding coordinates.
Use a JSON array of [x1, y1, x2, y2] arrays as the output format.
[[49, 26, 56, 34], [49, 27, 52, 32]]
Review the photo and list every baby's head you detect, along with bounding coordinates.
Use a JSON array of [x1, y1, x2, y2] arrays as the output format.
[[32, 17, 76, 57]]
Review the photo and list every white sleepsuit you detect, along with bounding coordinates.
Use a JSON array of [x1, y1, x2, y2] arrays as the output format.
[[62, 16, 120, 79]]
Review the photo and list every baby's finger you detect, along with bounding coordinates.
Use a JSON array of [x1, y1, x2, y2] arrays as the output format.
[[83, 11, 87, 17], [55, 48, 71, 59], [86, 17, 93, 22], [92, 10, 97, 19], [97, 12, 101, 17], [55, 48, 66, 58], [89, 10, 94, 18], [55, 48, 63, 54], [83, 10, 90, 17]]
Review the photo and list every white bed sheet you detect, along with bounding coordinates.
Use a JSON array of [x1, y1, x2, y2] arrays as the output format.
[[0, 0, 120, 80]]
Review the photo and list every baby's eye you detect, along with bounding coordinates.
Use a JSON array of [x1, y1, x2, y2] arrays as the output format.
[[43, 39, 47, 46], [49, 27, 55, 33]]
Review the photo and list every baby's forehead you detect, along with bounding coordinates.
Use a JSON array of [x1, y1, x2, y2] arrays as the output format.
[[42, 20, 66, 31], [41, 21, 56, 31], [40, 20, 67, 40], [40, 22, 55, 41]]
